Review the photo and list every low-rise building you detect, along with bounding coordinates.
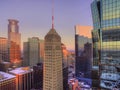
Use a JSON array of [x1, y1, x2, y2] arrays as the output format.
[[9, 67, 33, 90], [0, 71, 16, 90]]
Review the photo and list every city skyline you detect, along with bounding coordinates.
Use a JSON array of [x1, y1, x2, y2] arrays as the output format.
[[0, 0, 93, 50]]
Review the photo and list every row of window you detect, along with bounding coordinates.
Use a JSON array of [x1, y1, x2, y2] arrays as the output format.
[[102, 0, 119, 5]]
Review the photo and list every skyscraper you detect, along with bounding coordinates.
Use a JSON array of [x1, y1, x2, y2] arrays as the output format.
[[33, 63, 43, 89], [91, 0, 120, 89], [75, 25, 92, 78], [23, 37, 41, 67], [61, 43, 68, 67], [43, 27, 63, 90], [61, 43, 69, 90], [84, 42, 92, 78], [43, 1, 63, 89], [0, 37, 9, 61], [39, 40, 44, 63], [63, 64, 68, 90], [8, 19, 21, 66]]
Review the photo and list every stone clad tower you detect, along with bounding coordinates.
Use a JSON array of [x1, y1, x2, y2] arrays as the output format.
[[43, 0, 63, 89], [43, 28, 63, 90]]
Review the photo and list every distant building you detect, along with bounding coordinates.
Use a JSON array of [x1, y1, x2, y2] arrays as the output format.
[[61, 43, 68, 67], [0, 71, 16, 90], [39, 40, 44, 63], [33, 63, 43, 89], [75, 25, 92, 78], [23, 37, 43, 67], [0, 37, 9, 61], [61, 43, 69, 90], [84, 42, 92, 78], [0, 61, 11, 72], [68, 78, 79, 90], [9, 67, 33, 90], [63, 65, 69, 90], [67, 51, 75, 67], [8, 19, 21, 66]]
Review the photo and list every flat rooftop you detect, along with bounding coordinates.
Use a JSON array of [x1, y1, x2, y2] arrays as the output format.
[[0, 61, 11, 64], [9, 67, 33, 75], [0, 71, 16, 82], [101, 73, 120, 81]]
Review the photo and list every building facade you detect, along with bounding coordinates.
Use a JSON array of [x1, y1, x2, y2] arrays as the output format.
[[39, 40, 44, 63], [0, 71, 16, 90], [0, 37, 9, 61], [61, 43, 68, 67], [23, 37, 42, 67], [0, 61, 11, 72], [75, 25, 92, 78], [68, 78, 80, 90], [33, 63, 43, 89], [91, 0, 120, 89], [63, 65, 69, 90], [9, 67, 33, 90], [8, 19, 21, 66], [43, 28, 63, 90]]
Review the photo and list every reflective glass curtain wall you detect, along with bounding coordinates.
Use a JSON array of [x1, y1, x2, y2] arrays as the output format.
[[91, 0, 120, 89]]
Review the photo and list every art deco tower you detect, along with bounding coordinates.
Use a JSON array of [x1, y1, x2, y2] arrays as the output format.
[[43, 1, 63, 90]]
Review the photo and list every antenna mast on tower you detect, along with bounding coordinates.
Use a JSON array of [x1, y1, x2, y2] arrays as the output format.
[[52, 0, 54, 29]]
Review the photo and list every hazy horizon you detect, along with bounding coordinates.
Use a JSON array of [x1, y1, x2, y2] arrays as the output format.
[[0, 0, 93, 50]]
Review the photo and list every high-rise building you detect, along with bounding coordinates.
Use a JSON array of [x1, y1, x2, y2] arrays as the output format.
[[63, 65, 69, 90], [0, 37, 9, 61], [43, 27, 63, 90], [0, 61, 11, 72], [23, 37, 43, 67], [39, 40, 44, 63], [8, 19, 21, 66], [33, 63, 43, 89], [61, 43, 68, 67], [75, 25, 92, 78], [84, 42, 92, 78], [43, 1, 63, 89], [91, 0, 120, 89], [23, 42, 29, 66], [0, 71, 16, 90], [61, 43, 69, 90], [9, 67, 33, 90], [67, 51, 75, 67]]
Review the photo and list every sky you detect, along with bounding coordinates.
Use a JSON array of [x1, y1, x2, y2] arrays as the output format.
[[0, 0, 93, 50]]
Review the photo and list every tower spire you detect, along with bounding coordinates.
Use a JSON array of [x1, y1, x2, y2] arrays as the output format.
[[52, 0, 54, 29]]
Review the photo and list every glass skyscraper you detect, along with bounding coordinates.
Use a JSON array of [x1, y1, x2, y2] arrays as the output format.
[[91, 0, 120, 89], [75, 25, 92, 79]]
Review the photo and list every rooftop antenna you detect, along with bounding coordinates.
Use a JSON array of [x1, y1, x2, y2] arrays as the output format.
[[52, 0, 54, 29]]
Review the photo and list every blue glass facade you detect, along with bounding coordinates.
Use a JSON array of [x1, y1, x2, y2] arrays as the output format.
[[75, 34, 92, 78], [91, 0, 120, 89]]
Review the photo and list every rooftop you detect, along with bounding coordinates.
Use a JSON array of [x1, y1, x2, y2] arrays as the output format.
[[92, 66, 99, 70], [101, 73, 120, 81], [8, 19, 19, 23], [1, 61, 11, 64], [9, 67, 33, 75], [45, 28, 61, 42], [0, 71, 16, 82]]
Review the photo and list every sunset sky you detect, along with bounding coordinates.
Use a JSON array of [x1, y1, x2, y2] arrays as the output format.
[[0, 0, 93, 50]]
